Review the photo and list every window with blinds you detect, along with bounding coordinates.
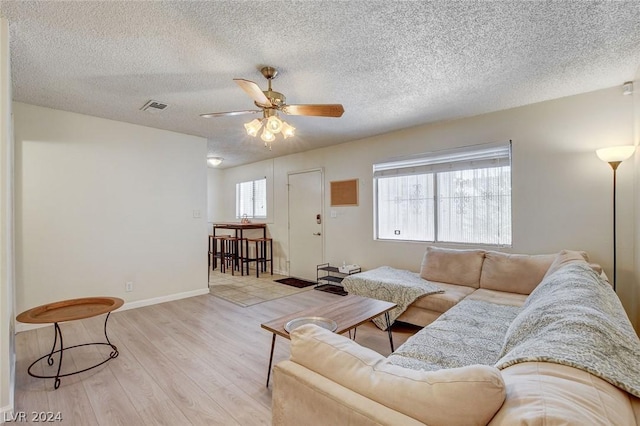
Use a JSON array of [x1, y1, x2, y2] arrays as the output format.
[[236, 178, 267, 219], [374, 142, 512, 245]]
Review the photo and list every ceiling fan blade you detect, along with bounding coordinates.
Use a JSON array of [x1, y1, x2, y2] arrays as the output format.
[[200, 110, 262, 118], [282, 104, 344, 117], [234, 78, 273, 107]]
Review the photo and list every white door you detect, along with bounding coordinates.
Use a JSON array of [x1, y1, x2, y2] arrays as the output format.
[[288, 169, 323, 281]]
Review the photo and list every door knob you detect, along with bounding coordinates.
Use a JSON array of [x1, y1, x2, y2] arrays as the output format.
[[313, 232, 321, 236]]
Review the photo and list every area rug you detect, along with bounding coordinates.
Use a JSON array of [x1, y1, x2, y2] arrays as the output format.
[[315, 284, 348, 296], [274, 277, 317, 288], [209, 271, 312, 307]]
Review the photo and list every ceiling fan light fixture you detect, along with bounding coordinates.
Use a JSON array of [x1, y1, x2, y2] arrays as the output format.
[[281, 121, 295, 139], [260, 127, 275, 143], [266, 115, 283, 133], [204, 66, 343, 149], [244, 118, 262, 137]]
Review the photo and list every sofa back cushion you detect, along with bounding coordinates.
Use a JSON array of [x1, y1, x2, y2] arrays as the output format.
[[420, 246, 485, 288], [479, 251, 556, 295], [290, 323, 506, 426]]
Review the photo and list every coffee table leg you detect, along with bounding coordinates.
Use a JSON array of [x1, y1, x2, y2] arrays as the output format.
[[385, 312, 394, 352], [266, 333, 276, 388]]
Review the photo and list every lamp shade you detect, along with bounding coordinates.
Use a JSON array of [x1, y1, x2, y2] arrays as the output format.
[[207, 157, 223, 167], [266, 115, 283, 134], [281, 121, 295, 139], [244, 119, 262, 137], [596, 145, 636, 163], [260, 128, 275, 142]]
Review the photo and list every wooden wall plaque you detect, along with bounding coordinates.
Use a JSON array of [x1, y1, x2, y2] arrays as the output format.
[[330, 179, 359, 206]]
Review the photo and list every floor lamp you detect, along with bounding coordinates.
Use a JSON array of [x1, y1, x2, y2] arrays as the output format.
[[596, 145, 636, 291]]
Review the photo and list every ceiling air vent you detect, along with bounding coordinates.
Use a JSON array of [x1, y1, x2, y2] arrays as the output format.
[[140, 100, 168, 113]]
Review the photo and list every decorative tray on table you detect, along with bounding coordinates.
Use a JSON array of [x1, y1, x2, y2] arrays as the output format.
[[284, 316, 338, 333], [16, 297, 124, 324]]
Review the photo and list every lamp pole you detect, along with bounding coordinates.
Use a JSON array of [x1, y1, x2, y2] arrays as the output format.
[[608, 161, 621, 292], [596, 145, 635, 293]]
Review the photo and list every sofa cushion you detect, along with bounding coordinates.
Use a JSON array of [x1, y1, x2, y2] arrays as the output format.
[[479, 251, 555, 295], [489, 362, 636, 425], [396, 306, 442, 327], [465, 288, 528, 307], [411, 281, 475, 313], [420, 246, 485, 288], [290, 324, 506, 426]]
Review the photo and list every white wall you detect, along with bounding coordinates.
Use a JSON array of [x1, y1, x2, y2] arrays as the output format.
[[217, 86, 639, 330], [14, 103, 209, 317], [0, 17, 15, 418], [206, 167, 223, 225]]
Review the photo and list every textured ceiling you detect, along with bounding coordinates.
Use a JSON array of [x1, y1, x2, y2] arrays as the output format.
[[1, 1, 640, 168]]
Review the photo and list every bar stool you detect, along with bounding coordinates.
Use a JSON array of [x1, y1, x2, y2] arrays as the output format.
[[224, 236, 245, 276], [243, 237, 273, 277], [208, 235, 214, 279], [211, 235, 228, 273]]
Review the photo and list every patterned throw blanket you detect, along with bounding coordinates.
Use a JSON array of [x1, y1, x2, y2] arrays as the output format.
[[495, 262, 640, 398], [388, 299, 521, 371], [387, 262, 640, 399], [342, 266, 443, 330]]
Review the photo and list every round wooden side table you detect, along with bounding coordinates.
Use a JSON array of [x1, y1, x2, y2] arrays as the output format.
[[16, 296, 124, 389]]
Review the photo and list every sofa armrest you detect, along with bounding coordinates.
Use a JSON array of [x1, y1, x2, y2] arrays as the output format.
[[288, 324, 506, 426], [489, 362, 638, 425], [273, 360, 424, 426]]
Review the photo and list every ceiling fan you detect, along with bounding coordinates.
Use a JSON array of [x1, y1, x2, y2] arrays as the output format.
[[200, 66, 344, 147]]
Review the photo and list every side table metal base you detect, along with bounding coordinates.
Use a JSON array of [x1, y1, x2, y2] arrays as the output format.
[[27, 312, 118, 389]]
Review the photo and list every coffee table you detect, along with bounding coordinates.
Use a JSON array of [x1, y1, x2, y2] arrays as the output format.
[[261, 294, 396, 387]]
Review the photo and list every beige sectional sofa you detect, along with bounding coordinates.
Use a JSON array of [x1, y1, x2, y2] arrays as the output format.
[[398, 247, 588, 327], [272, 248, 640, 425]]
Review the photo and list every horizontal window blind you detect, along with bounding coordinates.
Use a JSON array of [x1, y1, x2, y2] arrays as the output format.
[[373, 142, 511, 178], [253, 178, 266, 218], [236, 178, 267, 218], [374, 141, 512, 246]]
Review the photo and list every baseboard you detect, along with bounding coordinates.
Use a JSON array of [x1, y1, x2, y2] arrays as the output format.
[[119, 288, 209, 312], [15, 287, 209, 333], [242, 266, 288, 276]]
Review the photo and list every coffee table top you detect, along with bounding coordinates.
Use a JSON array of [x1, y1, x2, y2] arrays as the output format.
[[16, 297, 124, 324], [261, 295, 396, 339]]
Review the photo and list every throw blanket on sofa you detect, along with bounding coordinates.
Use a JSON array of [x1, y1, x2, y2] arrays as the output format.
[[342, 266, 443, 330], [495, 262, 640, 398], [388, 299, 521, 371]]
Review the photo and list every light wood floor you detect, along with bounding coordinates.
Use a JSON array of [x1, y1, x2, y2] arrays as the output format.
[[14, 280, 420, 425]]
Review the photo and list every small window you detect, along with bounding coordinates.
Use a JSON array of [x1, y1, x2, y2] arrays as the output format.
[[236, 178, 266, 219], [374, 142, 512, 245]]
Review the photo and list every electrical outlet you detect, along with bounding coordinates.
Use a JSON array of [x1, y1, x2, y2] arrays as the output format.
[[125, 281, 134, 292], [192, 209, 201, 218]]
